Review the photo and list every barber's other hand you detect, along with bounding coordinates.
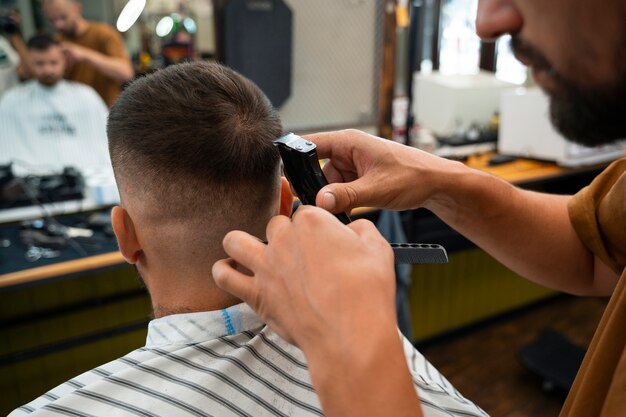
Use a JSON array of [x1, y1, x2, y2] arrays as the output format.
[[60, 41, 91, 65], [212, 205, 397, 353], [6, 10, 21, 35], [306, 129, 460, 213]]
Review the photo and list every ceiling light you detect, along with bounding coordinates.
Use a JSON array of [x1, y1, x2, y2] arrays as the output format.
[[116, 0, 146, 32], [156, 16, 174, 37]]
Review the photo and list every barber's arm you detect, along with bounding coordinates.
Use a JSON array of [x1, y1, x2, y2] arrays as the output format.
[[5, 12, 31, 79], [308, 129, 619, 296], [213, 207, 424, 417], [8, 33, 30, 79], [61, 41, 134, 82]]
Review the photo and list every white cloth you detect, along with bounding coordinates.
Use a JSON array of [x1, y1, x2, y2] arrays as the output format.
[[0, 80, 111, 176], [10, 303, 488, 417], [0, 35, 20, 96]]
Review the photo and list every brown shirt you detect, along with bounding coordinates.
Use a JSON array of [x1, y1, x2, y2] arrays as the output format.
[[563, 157, 626, 417], [61, 22, 130, 107]]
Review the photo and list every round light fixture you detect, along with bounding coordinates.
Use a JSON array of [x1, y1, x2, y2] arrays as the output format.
[[116, 0, 146, 32], [183, 17, 197, 34], [156, 16, 175, 37]]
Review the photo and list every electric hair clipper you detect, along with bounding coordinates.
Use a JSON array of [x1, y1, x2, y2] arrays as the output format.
[[274, 133, 351, 224], [273, 133, 448, 265]]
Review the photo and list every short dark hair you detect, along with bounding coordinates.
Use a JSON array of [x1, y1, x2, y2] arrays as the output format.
[[107, 62, 282, 227], [26, 34, 58, 51]]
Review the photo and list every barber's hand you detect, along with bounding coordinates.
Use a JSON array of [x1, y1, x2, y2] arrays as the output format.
[[60, 42, 91, 66], [6, 10, 23, 42], [6, 10, 21, 34], [212, 205, 397, 352], [306, 129, 459, 213]]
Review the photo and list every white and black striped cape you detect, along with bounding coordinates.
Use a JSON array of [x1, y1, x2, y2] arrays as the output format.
[[10, 303, 488, 417], [0, 79, 111, 176]]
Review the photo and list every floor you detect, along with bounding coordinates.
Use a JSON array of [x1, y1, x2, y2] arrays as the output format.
[[418, 295, 609, 417]]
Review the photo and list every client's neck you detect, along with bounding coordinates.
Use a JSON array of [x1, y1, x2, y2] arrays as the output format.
[[144, 266, 241, 318]]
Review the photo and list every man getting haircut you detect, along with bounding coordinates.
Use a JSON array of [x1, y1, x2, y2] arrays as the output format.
[[10, 62, 486, 417], [0, 34, 109, 174]]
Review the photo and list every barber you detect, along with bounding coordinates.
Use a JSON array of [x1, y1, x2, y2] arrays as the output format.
[[41, 0, 133, 106], [213, 0, 626, 415]]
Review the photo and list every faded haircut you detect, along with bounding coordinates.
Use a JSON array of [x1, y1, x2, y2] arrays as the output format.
[[107, 62, 282, 227]]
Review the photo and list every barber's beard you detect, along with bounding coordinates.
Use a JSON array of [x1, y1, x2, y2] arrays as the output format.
[[548, 68, 626, 146], [60, 23, 77, 38], [512, 36, 626, 147]]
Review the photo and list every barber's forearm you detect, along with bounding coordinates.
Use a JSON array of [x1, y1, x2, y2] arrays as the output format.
[[83, 48, 134, 82], [304, 326, 423, 417], [9, 34, 32, 79], [423, 166, 606, 295]]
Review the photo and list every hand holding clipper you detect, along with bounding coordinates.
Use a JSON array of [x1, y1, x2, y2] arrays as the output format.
[[274, 133, 447, 264]]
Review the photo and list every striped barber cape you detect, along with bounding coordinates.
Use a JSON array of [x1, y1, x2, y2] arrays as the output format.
[[10, 303, 488, 417]]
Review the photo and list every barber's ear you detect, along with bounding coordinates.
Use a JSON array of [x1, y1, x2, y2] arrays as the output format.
[[279, 177, 294, 217], [111, 206, 142, 264]]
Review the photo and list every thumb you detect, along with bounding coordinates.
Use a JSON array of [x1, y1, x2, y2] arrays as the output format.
[[316, 179, 370, 212]]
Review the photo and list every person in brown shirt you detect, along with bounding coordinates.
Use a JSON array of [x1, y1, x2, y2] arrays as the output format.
[[209, 0, 626, 416], [41, 0, 133, 106], [562, 160, 626, 416]]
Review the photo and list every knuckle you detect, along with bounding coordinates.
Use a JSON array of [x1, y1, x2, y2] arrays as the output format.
[[267, 215, 290, 234], [295, 205, 318, 222], [267, 215, 283, 229], [344, 185, 360, 208], [351, 218, 370, 229], [293, 206, 328, 230]]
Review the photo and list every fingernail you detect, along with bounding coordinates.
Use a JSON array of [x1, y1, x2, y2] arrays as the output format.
[[322, 192, 336, 210]]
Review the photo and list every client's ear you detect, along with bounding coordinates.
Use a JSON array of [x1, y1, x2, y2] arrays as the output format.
[[279, 177, 294, 217], [111, 206, 142, 264]]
